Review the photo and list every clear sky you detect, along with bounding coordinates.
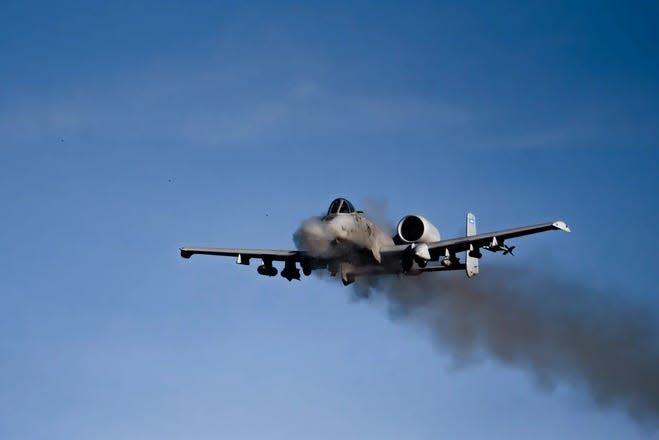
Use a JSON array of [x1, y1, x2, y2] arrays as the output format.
[[1, 1, 658, 439]]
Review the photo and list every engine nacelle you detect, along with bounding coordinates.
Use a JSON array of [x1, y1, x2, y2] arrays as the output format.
[[396, 215, 441, 243]]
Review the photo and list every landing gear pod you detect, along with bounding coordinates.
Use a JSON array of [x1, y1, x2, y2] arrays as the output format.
[[340, 263, 356, 286], [465, 213, 480, 278]]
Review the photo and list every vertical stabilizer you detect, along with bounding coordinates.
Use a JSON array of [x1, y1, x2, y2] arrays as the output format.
[[465, 212, 479, 277]]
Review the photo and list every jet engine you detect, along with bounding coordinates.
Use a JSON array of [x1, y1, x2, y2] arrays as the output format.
[[395, 215, 441, 243]]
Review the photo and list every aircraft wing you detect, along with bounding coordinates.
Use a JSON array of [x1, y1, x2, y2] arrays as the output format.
[[381, 220, 570, 261], [180, 247, 302, 262]]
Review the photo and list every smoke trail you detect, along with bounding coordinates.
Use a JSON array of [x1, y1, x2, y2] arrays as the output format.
[[358, 269, 659, 426], [293, 215, 659, 426]]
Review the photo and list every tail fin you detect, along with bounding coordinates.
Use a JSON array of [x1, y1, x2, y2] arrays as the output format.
[[465, 212, 479, 277]]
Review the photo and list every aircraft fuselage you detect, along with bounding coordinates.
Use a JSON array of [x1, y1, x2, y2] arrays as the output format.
[[180, 197, 570, 286], [322, 211, 394, 264]]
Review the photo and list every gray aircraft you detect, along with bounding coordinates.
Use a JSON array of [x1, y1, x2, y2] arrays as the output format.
[[180, 198, 570, 286]]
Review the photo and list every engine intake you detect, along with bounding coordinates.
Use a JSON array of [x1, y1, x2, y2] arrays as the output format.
[[396, 215, 440, 243]]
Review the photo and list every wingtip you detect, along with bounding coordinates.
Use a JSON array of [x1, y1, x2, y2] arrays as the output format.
[[180, 247, 192, 259], [552, 221, 571, 232]]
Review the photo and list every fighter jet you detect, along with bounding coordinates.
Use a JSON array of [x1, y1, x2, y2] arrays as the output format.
[[180, 198, 570, 286]]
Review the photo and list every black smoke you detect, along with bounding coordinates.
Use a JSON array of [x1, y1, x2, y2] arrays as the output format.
[[293, 214, 659, 426], [356, 267, 659, 426]]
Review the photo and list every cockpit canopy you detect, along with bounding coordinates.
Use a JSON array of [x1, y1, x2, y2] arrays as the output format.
[[327, 198, 356, 215]]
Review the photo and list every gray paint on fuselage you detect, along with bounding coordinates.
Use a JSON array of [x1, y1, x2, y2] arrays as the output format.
[[322, 211, 395, 265]]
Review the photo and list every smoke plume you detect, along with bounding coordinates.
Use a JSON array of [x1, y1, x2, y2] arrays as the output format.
[[294, 217, 659, 426], [360, 270, 659, 425]]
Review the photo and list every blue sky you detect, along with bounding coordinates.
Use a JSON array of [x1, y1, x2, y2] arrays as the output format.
[[1, 1, 658, 438]]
